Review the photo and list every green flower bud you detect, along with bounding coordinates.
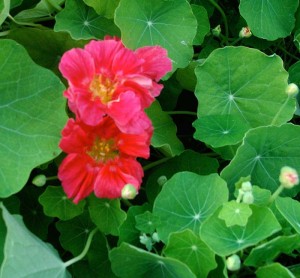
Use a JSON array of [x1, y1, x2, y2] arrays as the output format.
[[32, 174, 46, 187], [121, 184, 137, 199], [226, 254, 241, 271], [242, 191, 254, 204], [241, 181, 252, 192], [239, 27, 252, 38], [279, 166, 299, 189], [152, 232, 160, 243], [212, 25, 221, 37], [157, 175, 167, 186], [285, 83, 299, 97]]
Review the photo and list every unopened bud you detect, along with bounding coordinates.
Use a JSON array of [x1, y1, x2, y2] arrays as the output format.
[[241, 181, 252, 192], [239, 27, 252, 38], [121, 184, 137, 199], [212, 25, 221, 37], [152, 232, 160, 243], [226, 254, 241, 271], [32, 174, 46, 187], [242, 191, 254, 204], [279, 166, 299, 189], [157, 176, 167, 186], [285, 83, 299, 97]]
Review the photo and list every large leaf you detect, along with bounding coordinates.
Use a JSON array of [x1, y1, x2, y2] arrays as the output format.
[[0, 203, 70, 277], [194, 46, 295, 137], [200, 205, 281, 256], [54, 0, 120, 40], [110, 243, 196, 278], [239, 0, 299, 40], [221, 124, 300, 194], [191, 4, 210, 45], [0, 0, 9, 26], [0, 39, 67, 198], [256, 263, 295, 278], [163, 229, 217, 278], [146, 101, 184, 157], [153, 172, 228, 243], [115, 0, 197, 69]]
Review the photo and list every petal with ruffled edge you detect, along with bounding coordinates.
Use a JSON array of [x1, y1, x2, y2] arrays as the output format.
[[58, 154, 97, 204]]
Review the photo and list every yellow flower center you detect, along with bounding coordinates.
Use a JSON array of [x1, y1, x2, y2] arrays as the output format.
[[89, 74, 117, 104], [87, 137, 118, 163]]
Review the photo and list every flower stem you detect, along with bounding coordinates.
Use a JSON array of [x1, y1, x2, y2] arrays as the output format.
[[46, 176, 58, 181], [208, 0, 229, 44], [143, 157, 171, 171], [63, 228, 98, 268], [8, 14, 42, 27], [166, 111, 197, 116], [269, 184, 284, 203]]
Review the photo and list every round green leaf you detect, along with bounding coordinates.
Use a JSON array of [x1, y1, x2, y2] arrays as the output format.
[[88, 195, 126, 236], [221, 124, 300, 195], [83, 0, 119, 18], [275, 197, 300, 234], [39, 186, 86, 221], [153, 172, 228, 243], [135, 211, 158, 234], [239, 0, 299, 40], [0, 39, 67, 198], [193, 114, 250, 148], [163, 229, 217, 278], [200, 205, 281, 256], [191, 4, 210, 45], [256, 263, 295, 278], [115, 0, 197, 69], [195, 46, 295, 131], [146, 101, 184, 157], [54, 0, 120, 40], [244, 234, 300, 267], [218, 201, 252, 227], [110, 243, 196, 278], [56, 210, 95, 256]]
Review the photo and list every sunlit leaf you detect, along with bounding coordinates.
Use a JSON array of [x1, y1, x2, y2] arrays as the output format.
[[256, 263, 295, 278], [191, 4, 210, 45], [83, 0, 119, 18], [0, 0, 9, 26], [0, 39, 67, 198], [153, 172, 228, 243]]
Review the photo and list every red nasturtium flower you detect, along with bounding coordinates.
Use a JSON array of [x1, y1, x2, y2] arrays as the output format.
[[58, 117, 153, 203], [59, 37, 172, 134]]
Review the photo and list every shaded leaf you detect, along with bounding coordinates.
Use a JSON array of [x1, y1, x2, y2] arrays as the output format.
[[83, 0, 119, 18]]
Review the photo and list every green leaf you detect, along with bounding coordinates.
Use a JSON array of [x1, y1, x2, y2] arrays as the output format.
[[135, 211, 159, 234], [0, 0, 9, 26], [256, 263, 295, 278], [239, 0, 299, 40], [39, 186, 86, 221], [114, 0, 197, 69], [83, 0, 119, 18], [163, 229, 217, 278], [176, 60, 199, 92], [153, 172, 228, 243], [276, 197, 300, 234], [193, 114, 250, 148], [191, 4, 210, 45], [200, 205, 281, 256], [54, 0, 120, 40], [0, 203, 70, 277], [221, 124, 300, 195], [110, 243, 196, 278], [195, 46, 295, 134], [244, 234, 300, 267], [294, 29, 300, 51], [0, 40, 67, 198], [252, 186, 272, 206], [118, 203, 151, 246], [88, 195, 126, 236], [218, 201, 252, 227], [146, 101, 184, 157], [56, 210, 95, 256]]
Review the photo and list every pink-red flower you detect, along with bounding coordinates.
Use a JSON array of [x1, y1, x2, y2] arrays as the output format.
[[59, 37, 172, 134], [58, 117, 152, 203]]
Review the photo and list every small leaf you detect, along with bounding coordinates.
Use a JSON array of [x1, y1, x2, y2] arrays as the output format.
[[115, 0, 197, 69], [146, 101, 184, 157], [163, 229, 217, 278], [88, 195, 126, 236], [54, 0, 120, 40], [83, 0, 120, 18], [135, 211, 158, 234], [153, 172, 228, 243], [110, 243, 196, 278], [0, 203, 70, 277], [191, 4, 210, 45], [200, 205, 281, 256], [39, 186, 86, 220], [252, 186, 272, 206], [0, 0, 9, 26], [275, 197, 300, 234], [176, 60, 198, 92], [256, 263, 295, 278], [218, 201, 252, 227], [239, 0, 298, 40], [0, 39, 67, 198], [245, 234, 300, 267]]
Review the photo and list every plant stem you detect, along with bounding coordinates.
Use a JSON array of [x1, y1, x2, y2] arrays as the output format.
[[8, 14, 43, 27], [166, 111, 197, 116], [269, 184, 284, 203], [121, 198, 133, 207], [63, 228, 98, 268], [277, 45, 300, 61], [208, 0, 229, 44], [46, 176, 58, 181], [143, 157, 171, 171]]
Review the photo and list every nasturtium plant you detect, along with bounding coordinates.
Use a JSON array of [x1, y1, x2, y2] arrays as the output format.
[[2, 0, 300, 276]]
